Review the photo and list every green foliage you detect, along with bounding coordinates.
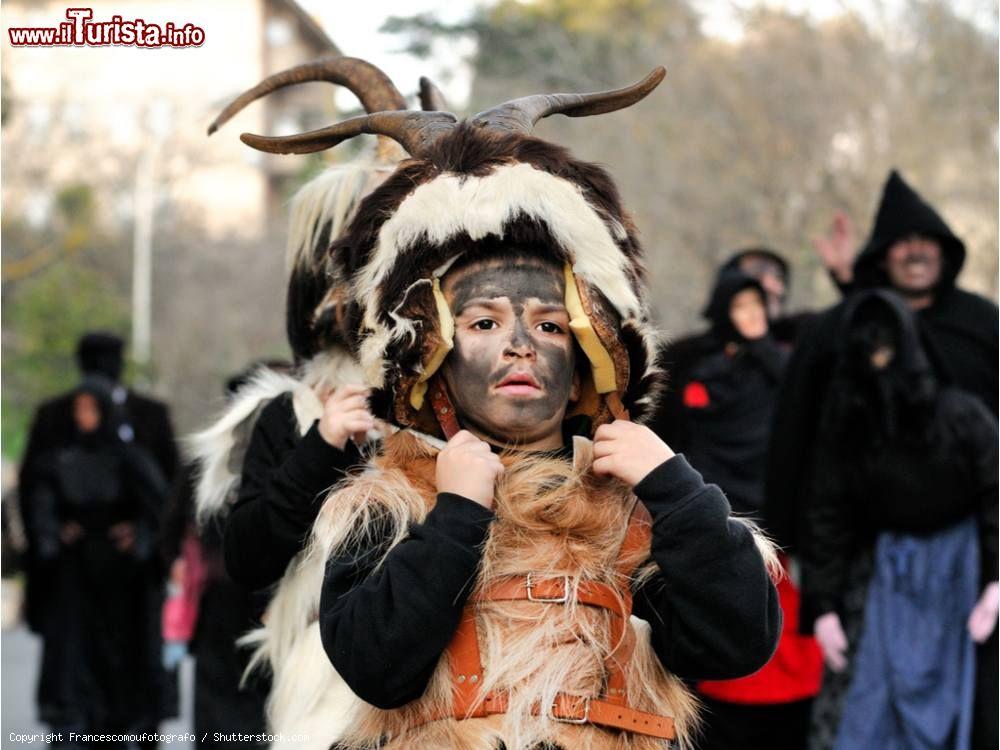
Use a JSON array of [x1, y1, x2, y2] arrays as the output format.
[[3, 260, 130, 459]]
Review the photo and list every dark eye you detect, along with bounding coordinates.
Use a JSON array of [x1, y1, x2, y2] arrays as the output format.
[[473, 319, 497, 331], [538, 322, 564, 334]]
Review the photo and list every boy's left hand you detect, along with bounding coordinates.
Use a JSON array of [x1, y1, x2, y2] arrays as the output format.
[[592, 420, 675, 487]]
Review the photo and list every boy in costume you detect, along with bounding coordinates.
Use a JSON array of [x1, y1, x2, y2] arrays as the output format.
[[237, 62, 781, 748], [235, 62, 781, 749]]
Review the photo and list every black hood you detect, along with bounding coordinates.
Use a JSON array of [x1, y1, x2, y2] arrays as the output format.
[[702, 269, 767, 342], [719, 246, 790, 287], [853, 170, 965, 290], [75, 331, 124, 381], [837, 289, 931, 378]]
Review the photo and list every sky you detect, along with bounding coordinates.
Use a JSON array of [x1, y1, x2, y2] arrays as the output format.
[[299, 0, 998, 110]]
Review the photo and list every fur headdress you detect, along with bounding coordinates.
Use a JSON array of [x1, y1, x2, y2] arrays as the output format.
[[236, 62, 668, 439]]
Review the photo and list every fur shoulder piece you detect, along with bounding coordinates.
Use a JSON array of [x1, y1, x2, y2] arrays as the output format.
[[310, 430, 439, 567], [186, 368, 310, 524]]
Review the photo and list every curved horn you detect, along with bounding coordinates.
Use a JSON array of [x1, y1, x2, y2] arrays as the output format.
[[418, 76, 450, 113], [470, 66, 666, 134], [208, 57, 407, 135], [240, 111, 458, 157]]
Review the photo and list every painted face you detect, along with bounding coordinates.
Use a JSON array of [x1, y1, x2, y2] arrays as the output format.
[[884, 235, 942, 296], [729, 287, 768, 340], [441, 255, 579, 449]]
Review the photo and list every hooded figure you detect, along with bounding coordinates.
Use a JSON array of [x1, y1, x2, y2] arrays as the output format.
[[26, 379, 170, 742], [652, 270, 786, 516], [799, 290, 997, 750], [764, 170, 999, 748], [18, 332, 177, 635], [225, 59, 782, 749]]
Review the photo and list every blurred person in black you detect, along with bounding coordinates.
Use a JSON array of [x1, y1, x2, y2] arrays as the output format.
[[767, 170, 999, 748], [24, 378, 170, 747], [18, 332, 178, 633], [799, 290, 997, 750], [650, 271, 822, 750]]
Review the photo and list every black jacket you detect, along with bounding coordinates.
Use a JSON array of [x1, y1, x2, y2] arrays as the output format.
[[223, 393, 362, 591], [18, 386, 177, 633], [319, 454, 781, 710], [651, 272, 788, 518]]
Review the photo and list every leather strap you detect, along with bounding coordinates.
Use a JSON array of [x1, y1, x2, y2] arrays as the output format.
[[416, 691, 676, 741], [429, 376, 461, 439], [448, 607, 486, 717], [474, 575, 631, 616], [605, 391, 630, 422]]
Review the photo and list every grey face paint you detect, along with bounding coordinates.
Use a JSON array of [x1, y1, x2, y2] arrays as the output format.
[[441, 256, 577, 447]]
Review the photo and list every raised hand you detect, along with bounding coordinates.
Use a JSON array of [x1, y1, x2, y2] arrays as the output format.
[[813, 210, 856, 284], [435, 430, 505, 509]]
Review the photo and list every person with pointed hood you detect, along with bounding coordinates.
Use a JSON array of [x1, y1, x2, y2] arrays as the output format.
[[799, 289, 997, 750], [766, 170, 999, 748], [221, 59, 783, 749], [648, 269, 822, 750], [24, 377, 171, 746]]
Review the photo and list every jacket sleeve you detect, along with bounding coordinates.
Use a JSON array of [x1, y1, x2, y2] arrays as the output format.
[[960, 396, 999, 585], [319, 493, 494, 709], [797, 446, 855, 630], [223, 396, 361, 590], [630, 455, 781, 681], [763, 308, 839, 549]]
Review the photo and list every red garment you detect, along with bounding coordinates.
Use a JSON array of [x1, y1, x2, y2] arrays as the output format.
[[162, 532, 207, 642], [698, 557, 823, 704], [682, 381, 710, 408]]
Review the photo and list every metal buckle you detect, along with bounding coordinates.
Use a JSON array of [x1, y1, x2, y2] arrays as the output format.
[[525, 574, 570, 603], [548, 696, 591, 724]]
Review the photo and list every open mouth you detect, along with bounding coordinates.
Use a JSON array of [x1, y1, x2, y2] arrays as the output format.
[[495, 371, 542, 396]]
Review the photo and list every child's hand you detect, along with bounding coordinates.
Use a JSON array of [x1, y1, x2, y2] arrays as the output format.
[[592, 421, 674, 487], [436, 431, 504, 509], [318, 384, 375, 450]]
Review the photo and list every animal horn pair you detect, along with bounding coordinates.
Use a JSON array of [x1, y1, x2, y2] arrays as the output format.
[[230, 64, 667, 158]]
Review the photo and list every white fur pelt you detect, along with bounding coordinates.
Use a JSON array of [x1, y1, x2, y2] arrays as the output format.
[[286, 161, 398, 276], [186, 349, 368, 750]]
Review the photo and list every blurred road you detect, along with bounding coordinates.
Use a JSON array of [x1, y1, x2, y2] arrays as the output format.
[[1, 581, 195, 750]]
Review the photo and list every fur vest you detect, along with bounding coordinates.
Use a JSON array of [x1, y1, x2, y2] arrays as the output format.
[[309, 430, 700, 750]]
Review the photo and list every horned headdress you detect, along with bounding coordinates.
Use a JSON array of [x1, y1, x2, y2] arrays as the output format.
[[234, 59, 668, 439]]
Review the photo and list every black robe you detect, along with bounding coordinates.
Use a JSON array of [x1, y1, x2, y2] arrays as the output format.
[[19, 387, 178, 633], [29, 436, 169, 734]]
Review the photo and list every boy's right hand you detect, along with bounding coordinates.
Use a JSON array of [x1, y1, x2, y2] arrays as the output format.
[[318, 384, 376, 450], [436, 430, 504, 509]]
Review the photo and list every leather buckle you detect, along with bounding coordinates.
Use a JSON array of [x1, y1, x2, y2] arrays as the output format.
[[548, 696, 590, 724], [526, 574, 570, 603]]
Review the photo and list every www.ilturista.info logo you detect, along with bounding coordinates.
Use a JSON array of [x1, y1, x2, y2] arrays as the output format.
[[8, 8, 205, 48]]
